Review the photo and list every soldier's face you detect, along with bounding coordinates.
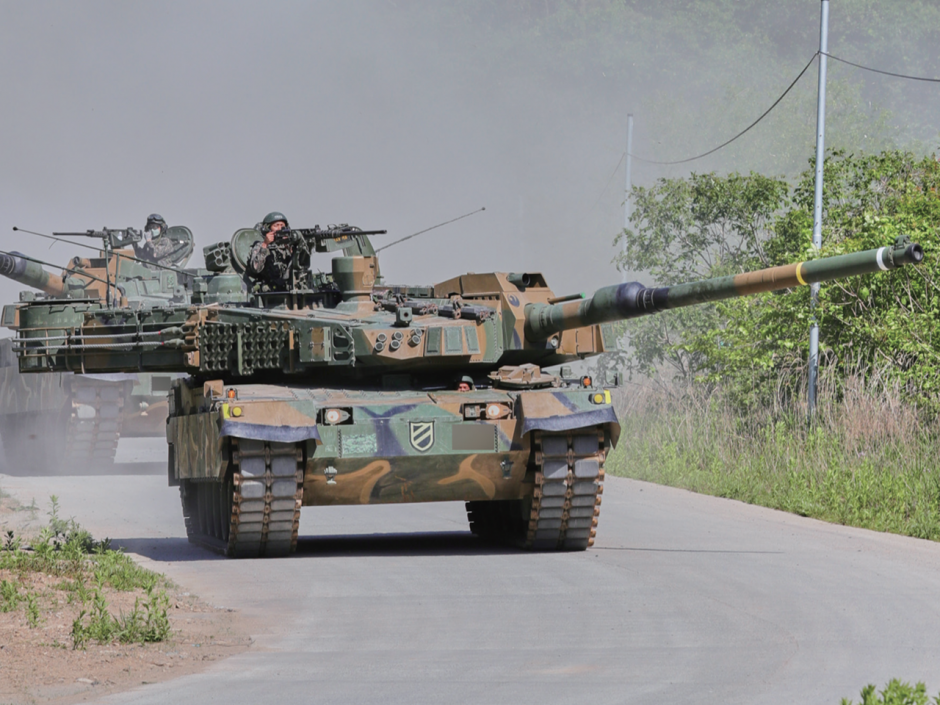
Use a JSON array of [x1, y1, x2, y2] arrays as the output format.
[[265, 221, 286, 243]]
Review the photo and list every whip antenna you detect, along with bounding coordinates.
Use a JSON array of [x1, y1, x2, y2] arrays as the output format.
[[375, 207, 485, 253]]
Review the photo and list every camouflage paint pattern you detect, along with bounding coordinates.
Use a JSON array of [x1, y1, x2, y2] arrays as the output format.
[[523, 240, 924, 340], [167, 378, 618, 508], [1, 226, 924, 552], [6, 241, 922, 381], [0, 240, 196, 462]]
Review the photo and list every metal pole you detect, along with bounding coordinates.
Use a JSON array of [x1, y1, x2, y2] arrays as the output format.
[[808, 0, 829, 417], [622, 114, 634, 284]]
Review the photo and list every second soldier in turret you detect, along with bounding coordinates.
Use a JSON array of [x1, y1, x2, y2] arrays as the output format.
[[247, 211, 293, 290], [135, 213, 194, 269]]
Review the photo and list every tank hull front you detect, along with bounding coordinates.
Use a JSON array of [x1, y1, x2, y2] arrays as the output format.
[[167, 380, 619, 557]]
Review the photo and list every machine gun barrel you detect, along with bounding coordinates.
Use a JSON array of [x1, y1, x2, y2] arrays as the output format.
[[287, 228, 388, 239], [52, 227, 142, 250], [0, 252, 68, 296], [524, 241, 925, 341]]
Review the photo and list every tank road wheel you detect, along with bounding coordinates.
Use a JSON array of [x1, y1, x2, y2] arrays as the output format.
[[465, 430, 605, 551], [179, 439, 304, 558]]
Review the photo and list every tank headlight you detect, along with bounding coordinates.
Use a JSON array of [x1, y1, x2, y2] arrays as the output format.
[[591, 391, 611, 405], [232, 406, 243, 417], [322, 408, 352, 425]]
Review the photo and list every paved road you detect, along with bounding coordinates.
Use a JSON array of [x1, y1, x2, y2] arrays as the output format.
[[3, 458, 940, 705]]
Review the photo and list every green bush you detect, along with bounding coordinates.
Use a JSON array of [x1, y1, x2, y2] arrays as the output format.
[[71, 583, 171, 649], [607, 369, 940, 540], [0, 579, 20, 612], [842, 679, 940, 705], [1, 496, 172, 649]]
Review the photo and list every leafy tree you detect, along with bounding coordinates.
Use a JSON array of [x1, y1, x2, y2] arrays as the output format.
[[613, 171, 788, 383], [614, 150, 940, 408]]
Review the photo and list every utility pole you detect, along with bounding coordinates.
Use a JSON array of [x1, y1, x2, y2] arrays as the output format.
[[622, 114, 634, 284], [808, 0, 829, 417]]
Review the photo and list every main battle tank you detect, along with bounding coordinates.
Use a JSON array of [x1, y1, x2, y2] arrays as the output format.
[[0, 226, 194, 471], [1, 225, 923, 555]]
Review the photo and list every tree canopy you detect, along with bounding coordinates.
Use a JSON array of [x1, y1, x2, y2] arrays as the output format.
[[614, 150, 940, 408]]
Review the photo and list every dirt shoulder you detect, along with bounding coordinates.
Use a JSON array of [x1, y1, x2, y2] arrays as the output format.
[[0, 493, 252, 705]]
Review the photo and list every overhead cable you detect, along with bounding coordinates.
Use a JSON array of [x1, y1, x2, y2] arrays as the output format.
[[629, 53, 819, 166], [823, 51, 940, 83]]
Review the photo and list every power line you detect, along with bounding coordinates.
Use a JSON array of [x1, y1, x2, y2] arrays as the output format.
[[823, 51, 940, 83], [584, 150, 627, 217], [629, 53, 819, 166]]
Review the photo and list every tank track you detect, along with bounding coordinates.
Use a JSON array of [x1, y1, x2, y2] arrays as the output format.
[[0, 393, 124, 471], [65, 384, 125, 464], [466, 430, 605, 551], [179, 439, 304, 558]]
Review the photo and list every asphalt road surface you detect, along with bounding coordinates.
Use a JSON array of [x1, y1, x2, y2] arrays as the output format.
[[3, 443, 940, 705]]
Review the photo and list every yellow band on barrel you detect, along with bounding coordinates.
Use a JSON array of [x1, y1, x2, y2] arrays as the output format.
[[795, 262, 807, 286]]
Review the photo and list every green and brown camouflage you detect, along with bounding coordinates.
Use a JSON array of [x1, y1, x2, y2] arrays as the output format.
[[0, 232, 195, 471], [1, 226, 924, 555]]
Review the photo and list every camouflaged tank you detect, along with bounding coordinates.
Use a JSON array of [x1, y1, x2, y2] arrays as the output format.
[[0, 226, 193, 471], [1, 225, 924, 555]]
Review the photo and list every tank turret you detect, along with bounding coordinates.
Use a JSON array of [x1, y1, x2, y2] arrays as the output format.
[[0, 227, 196, 472], [2, 225, 924, 558]]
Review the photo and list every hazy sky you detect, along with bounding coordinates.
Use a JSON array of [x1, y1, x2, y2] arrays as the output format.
[[0, 1, 935, 310], [1, 1, 609, 306]]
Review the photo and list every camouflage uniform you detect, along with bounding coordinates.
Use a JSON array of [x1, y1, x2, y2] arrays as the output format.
[[139, 236, 180, 269], [248, 239, 293, 289]]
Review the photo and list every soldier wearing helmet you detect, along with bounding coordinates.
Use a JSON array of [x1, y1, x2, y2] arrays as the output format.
[[247, 212, 293, 290], [136, 213, 192, 268]]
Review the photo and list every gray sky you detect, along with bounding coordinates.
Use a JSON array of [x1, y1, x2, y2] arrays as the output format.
[[1, 1, 935, 310], [0, 1, 626, 306]]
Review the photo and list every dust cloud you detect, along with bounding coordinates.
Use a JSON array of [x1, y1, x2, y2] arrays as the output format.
[[2, 2, 604, 300], [0, 1, 937, 304]]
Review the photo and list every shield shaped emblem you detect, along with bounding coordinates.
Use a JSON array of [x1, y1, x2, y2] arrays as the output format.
[[409, 421, 435, 452]]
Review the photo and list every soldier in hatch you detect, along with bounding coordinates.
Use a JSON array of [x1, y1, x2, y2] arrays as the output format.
[[136, 213, 193, 268], [247, 211, 294, 290]]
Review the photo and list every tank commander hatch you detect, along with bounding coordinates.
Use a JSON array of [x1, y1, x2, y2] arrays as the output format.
[[247, 211, 294, 290], [135, 213, 193, 268]]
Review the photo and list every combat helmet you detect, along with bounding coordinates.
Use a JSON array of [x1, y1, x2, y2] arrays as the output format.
[[261, 212, 289, 232], [145, 213, 167, 235]]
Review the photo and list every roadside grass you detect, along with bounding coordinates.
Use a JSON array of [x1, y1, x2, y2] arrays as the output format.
[[606, 372, 940, 541], [842, 679, 940, 705], [0, 495, 172, 649]]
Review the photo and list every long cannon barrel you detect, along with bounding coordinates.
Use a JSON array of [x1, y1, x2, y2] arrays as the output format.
[[525, 241, 925, 341], [0, 252, 68, 296]]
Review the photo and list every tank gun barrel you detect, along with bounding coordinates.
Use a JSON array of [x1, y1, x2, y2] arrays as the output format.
[[0, 251, 69, 296], [525, 241, 925, 341]]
